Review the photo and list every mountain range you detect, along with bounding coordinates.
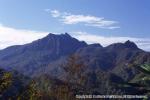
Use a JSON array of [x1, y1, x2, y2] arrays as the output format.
[[0, 33, 150, 99], [0, 33, 149, 79]]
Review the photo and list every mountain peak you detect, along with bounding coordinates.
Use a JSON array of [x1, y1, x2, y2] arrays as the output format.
[[125, 40, 133, 44], [64, 32, 71, 37], [124, 40, 138, 49], [47, 33, 56, 36], [46, 33, 71, 39], [106, 40, 139, 51], [31, 32, 87, 55]]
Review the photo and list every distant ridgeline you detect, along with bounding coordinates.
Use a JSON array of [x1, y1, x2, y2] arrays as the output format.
[[0, 33, 150, 99]]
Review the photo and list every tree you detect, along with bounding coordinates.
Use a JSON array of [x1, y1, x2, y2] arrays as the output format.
[[62, 54, 87, 86], [0, 72, 13, 96]]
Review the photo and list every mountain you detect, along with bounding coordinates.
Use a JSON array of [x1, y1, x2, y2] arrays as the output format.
[[0, 33, 87, 75], [0, 33, 150, 99], [0, 33, 149, 79]]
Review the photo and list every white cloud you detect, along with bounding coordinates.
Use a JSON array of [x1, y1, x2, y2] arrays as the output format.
[[0, 24, 48, 49], [50, 10, 61, 18], [44, 9, 51, 12], [0, 24, 149, 51], [47, 10, 120, 29], [71, 31, 150, 51], [44, 9, 61, 17]]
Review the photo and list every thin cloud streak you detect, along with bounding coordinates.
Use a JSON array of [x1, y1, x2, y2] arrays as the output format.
[[50, 10, 61, 18], [47, 9, 120, 29]]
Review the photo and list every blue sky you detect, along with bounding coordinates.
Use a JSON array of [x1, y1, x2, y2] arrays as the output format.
[[0, 0, 150, 51]]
